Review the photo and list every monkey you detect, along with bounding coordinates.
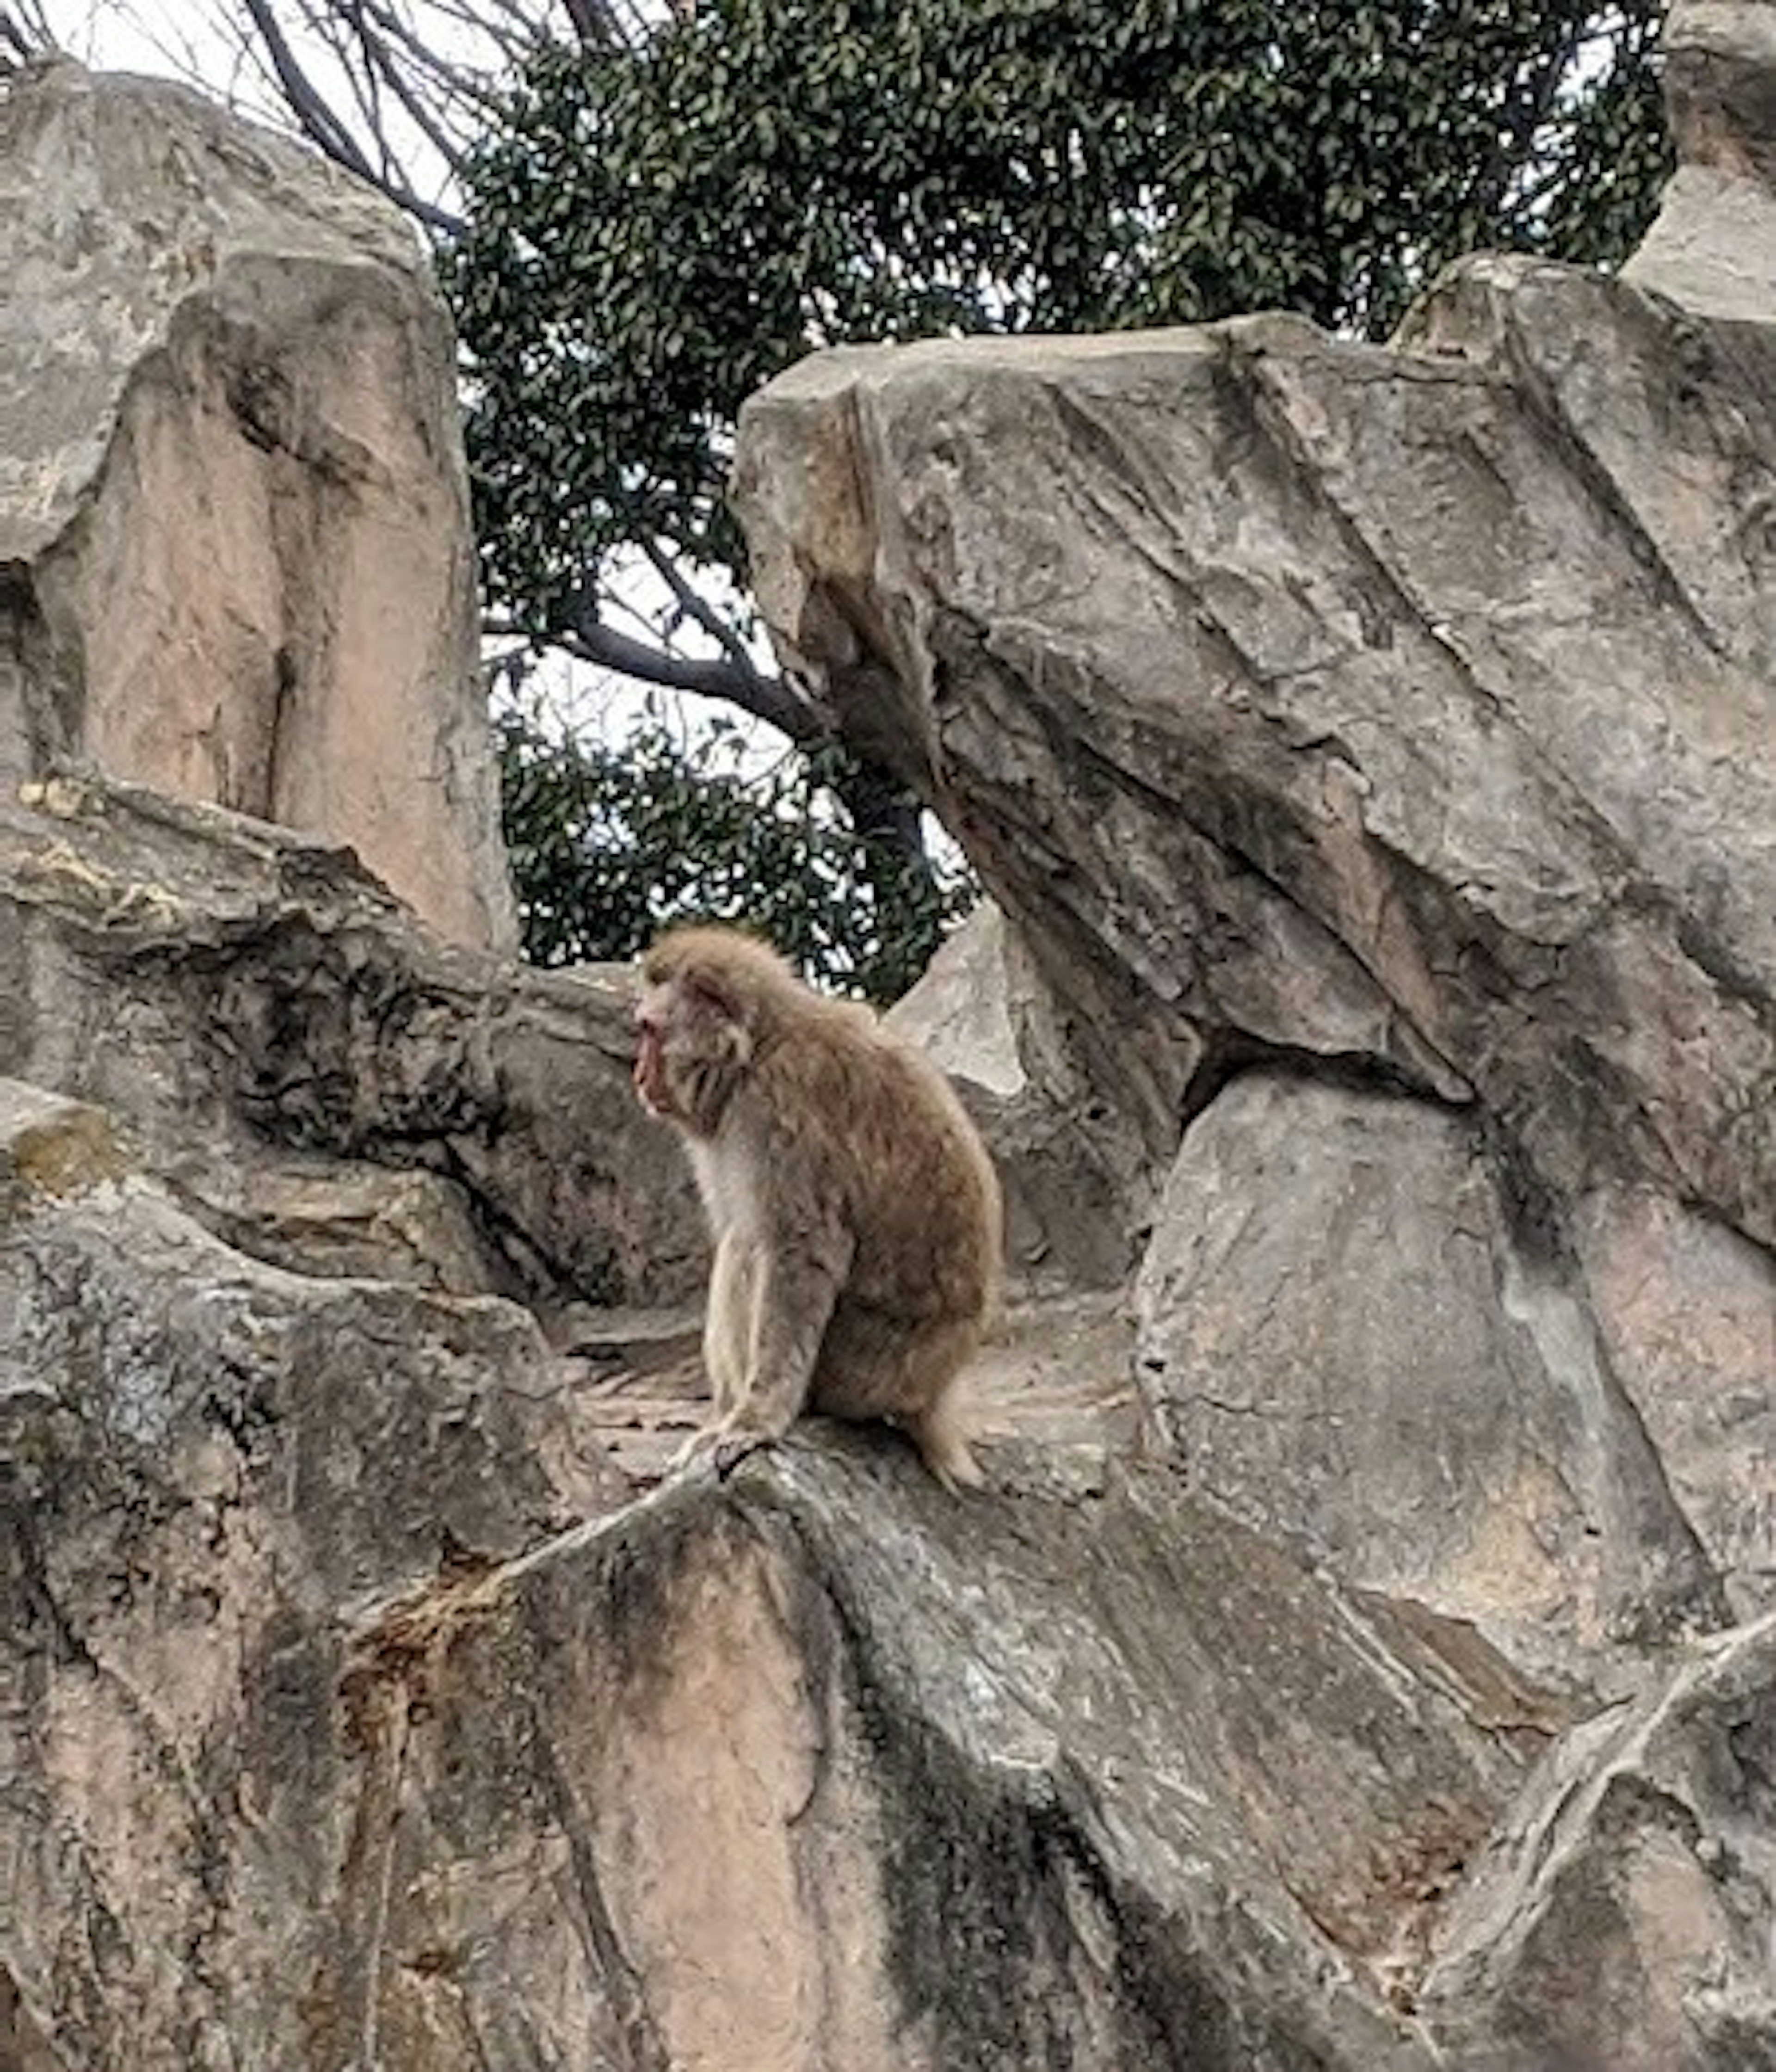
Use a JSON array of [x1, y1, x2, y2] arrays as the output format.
[[632, 925, 1001, 1490]]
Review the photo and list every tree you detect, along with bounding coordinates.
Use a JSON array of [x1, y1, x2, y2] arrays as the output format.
[[448, 0, 1671, 703], [500, 700, 972, 999]]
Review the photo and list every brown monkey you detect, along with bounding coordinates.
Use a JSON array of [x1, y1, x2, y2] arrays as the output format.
[[633, 925, 1001, 1489]]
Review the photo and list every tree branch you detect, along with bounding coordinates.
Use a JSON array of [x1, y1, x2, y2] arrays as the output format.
[[550, 609, 825, 743], [832, 756, 928, 867], [241, 0, 378, 179], [637, 536, 770, 686], [239, 0, 468, 234], [542, 598, 928, 867], [339, 0, 471, 177], [0, 1, 56, 62], [1468, 6, 1589, 222], [561, 0, 628, 43]]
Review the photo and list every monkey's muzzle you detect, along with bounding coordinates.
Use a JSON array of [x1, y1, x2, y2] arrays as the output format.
[[632, 1016, 672, 1117]]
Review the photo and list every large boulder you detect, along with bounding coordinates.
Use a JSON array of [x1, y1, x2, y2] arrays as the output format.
[[734, 270, 1774, 1246], [0, 61, 515, 950], [727, 1, 1776, 2060]]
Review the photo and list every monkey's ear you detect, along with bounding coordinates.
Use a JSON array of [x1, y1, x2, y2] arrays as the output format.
[[682, 963, 741, 1022]]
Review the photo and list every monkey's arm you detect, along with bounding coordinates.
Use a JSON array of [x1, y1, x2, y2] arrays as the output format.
[[678, 1223, 853, 1477]]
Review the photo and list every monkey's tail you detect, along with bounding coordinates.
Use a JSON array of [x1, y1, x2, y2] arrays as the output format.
[[907, 1399, 986, 1494]]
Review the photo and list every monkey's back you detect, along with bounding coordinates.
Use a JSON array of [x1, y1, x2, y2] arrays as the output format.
[[751, 1007, 1002, 1328]]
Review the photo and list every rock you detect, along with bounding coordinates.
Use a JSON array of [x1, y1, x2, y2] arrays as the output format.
[[1573, 1189, 1776, 1626], [0, 1078, 123, 1204], [0, 61, 515, 951], [888, 902, 1165, 1286], [0, 768, 704, 1310], [1133, 1076, 1736, 1677], [1625, 0, 1776, 321], [9, 16, 1776, 2071], [734, 266, 1776, 1251], [724, 6, 1776, 2058], [1, 1299, 1526, 2072], [1420, 1611, 1776, 2072]]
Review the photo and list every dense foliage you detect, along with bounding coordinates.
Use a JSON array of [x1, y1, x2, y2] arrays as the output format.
[[499, 704, 974, 1000], [451, 0, 1669, 622], [448, 0, 1671, 988]]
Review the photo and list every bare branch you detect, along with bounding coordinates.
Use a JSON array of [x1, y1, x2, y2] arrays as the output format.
[[240, 0, 378, 178], [341, 1, 475, 170], [551, 606, 824, 743], [561, 0, 628, 44], [349, 0, 512, 121], [637, 537, 771, 689], [237, 0, 469, 232], [0, 0, 57, 61]]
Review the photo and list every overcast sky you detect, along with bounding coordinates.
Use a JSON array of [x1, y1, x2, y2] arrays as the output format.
[[39, 3, 272, 106]]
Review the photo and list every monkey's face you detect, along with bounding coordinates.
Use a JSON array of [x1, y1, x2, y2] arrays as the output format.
[[632, 968, 752, 1131], [632, 984, 677, 1118]]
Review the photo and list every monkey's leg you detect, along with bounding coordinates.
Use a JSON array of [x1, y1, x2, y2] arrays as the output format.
[[672, 1236, 850, 1478], [814, 1311, 986, 1492], [701, 1232, 753, 1418], [711, 1240, 849, 1476]]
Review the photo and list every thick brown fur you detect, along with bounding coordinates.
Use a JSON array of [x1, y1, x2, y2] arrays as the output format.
[[634, 925, 1001, 1489]]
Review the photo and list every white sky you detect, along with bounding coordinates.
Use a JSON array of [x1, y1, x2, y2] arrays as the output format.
[[38, 3, 277, 110]]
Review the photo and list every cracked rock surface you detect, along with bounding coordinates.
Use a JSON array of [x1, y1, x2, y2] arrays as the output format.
[[6, 9, 1776, 2069], [0, 60, 514, 951]]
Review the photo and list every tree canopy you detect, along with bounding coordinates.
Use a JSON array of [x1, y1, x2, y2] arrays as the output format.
[[499, 702, 974, 999], [447, 0, 1671, 668]]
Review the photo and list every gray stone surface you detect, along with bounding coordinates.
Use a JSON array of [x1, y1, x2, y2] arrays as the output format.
[[1421, 1610, 1776, 2072], [0, 61, 515, 950], [722, 4, 1776, 2058], [1133, 1076, 1743, 1679], [1626, 0, 1776, 320], [0, 770, 704, 1312], [889, 902, 1163, 1287], [734, 261, 1776, 1249]]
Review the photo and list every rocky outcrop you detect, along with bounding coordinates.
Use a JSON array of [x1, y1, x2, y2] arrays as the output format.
[[7, 7, 1776, 2069], [735, 275, 1774, 1243], [1625, 0, 1776, 319], [0, 771, 694, 1312], [725, 0, 1776, 2058], [0, 61, 515, 950]]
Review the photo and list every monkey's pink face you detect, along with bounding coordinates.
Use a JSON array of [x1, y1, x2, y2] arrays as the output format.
[[632, 965, 749, 1130], [632, 988, 674, 1118]]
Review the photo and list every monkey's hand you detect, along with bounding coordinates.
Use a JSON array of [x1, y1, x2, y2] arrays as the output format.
[[668, 1417, 777, 1480], [711, 1429, 774, 1480]]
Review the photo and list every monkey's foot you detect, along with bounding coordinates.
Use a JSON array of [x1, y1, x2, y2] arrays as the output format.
[[667, 1425, 720, 1474]]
